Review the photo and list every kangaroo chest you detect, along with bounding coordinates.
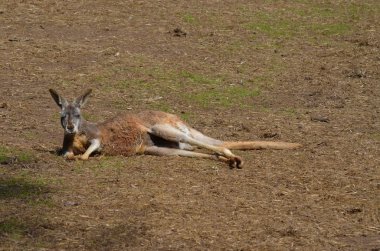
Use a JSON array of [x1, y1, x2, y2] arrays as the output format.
[[72, 133, 90, 154], [98, 118, 150, 156]]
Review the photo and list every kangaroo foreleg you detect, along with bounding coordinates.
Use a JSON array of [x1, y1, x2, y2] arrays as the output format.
[[80, 139, 101, 160], [61, 133, 75, 159]]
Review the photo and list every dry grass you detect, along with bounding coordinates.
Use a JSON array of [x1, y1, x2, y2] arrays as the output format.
[[0, 0, 379, 250]]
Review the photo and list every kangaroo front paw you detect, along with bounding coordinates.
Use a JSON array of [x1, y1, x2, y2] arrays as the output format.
[[63, 152, 75, 160], [79, 155, 89, 160], [228, 156, 244, 169]]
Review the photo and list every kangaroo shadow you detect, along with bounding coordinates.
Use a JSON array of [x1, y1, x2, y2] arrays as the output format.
[[0, 177, 49, 200], [44, 147, 61, 156], [0, 176, 53, 243]]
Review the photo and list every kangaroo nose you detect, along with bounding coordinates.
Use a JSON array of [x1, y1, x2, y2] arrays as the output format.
[[67, 124, 74, 130]]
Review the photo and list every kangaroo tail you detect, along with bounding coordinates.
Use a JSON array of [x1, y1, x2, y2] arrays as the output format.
[[222, 141, 302, 150]]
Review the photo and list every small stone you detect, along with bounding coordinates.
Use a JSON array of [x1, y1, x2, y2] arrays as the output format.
[[64, 201, 79, 206], [311, 116, 329, 123], [262, 132, 278, 138], [171, 28, 187, 37], [346, 207, 362, 214]]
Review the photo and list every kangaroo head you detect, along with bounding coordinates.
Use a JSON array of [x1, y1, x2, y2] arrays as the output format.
[[49, 89, 92, 134]]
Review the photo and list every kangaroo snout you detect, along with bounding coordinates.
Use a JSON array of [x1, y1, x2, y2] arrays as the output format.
[[64, 119, 78, 134], [66, 125, 75, 133], [67, 123, 74, 129]]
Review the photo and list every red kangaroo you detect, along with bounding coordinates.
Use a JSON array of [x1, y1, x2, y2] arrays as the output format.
[[49, 89, 301, 168]]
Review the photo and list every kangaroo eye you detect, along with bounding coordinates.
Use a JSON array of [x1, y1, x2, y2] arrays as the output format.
[[74, 114, 80, 118]]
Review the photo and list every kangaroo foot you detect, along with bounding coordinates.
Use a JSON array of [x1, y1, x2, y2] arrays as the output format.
[[228, 156, 244, 169]]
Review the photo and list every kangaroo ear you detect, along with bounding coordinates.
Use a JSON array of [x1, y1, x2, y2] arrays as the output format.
[[74, 89, 92, 108], [49, 89, 68, 108]]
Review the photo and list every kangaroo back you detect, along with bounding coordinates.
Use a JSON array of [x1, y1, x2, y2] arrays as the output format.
[[98, 114, 149, 156]]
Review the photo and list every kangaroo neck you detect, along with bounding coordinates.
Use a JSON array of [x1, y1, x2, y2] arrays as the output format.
[[78, 117, 100, 139], [79, 117, 89, 131], [78, 117, 93, 134]]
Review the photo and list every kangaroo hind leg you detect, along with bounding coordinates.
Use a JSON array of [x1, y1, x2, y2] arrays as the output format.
[[150, 124, 243, 168], [188, 128, 224, 146], [144, 146, 230, 164]]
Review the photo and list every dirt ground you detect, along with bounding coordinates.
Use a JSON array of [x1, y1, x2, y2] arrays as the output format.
[[0, 1, 379, 250]]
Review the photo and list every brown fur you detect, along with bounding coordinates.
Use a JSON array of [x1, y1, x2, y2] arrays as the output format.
[[99, 111, 193, 155], [98, 113, 150, 156], [68, 111, 187, 156], [62, 133, 90, 156]]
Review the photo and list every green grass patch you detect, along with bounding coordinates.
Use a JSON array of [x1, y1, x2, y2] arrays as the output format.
[[92, 74, 110, 84], [73, 156, 126, 171], [225, 40, 244, 53], [180, 71, 222, 86], [241, 2, 374, 44], [147, 101, 173, 113], [183, 13, 197, 24], [70, 156, 127, 177], [245, 15, 296, 39], [179, 112, 191, 122], [95, 157, 125, 170], [0, 145, 37, 164], [0, 218, 26, 237], [111, 66, 179, 94], [310, 23, 351, 36], [90, 56, 270, 111], [28, 197, 56, 207], [281, 107, 299, 117], [17, 152, 35, 163], [188, 86, 260, 108], [368, 132, 380, 141], [119, 79, 154, 91], [0, 145, 10, 163]]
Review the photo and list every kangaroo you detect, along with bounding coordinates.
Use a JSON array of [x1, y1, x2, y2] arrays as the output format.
[[49, 89, 301, 168]]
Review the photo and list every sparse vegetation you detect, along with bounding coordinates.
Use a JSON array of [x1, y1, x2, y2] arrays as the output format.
[[0, 146, 10, 163], [0, 0, 379, 250], [281, 107, 299, 117], [0, 145, 37, 164], [188, 86, 261, 108], [0, 176, 49, 200], [183, 13, 197, 24], [93, 156, 125, 170], [241, 2, 379, 46], [0, 218, 26, 238], [180, 71, 222, 86]]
